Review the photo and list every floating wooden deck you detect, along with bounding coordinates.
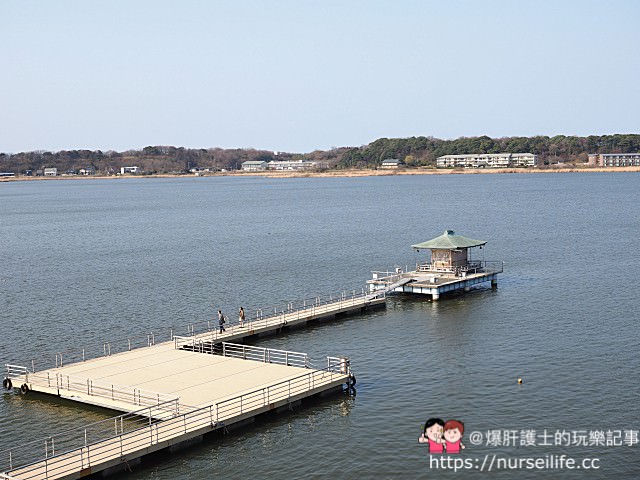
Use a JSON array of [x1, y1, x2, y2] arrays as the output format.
[[2, 343, 351, 479]]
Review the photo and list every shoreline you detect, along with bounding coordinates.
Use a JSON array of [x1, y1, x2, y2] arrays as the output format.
[[2, 166, 639, 182]]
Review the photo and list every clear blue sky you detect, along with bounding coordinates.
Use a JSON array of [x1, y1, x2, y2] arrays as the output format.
[[1, 0, 638, 153]]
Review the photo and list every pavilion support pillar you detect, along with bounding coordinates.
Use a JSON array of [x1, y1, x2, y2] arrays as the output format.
[[432, 292, 440, 301], [491, 279, 498, 289]]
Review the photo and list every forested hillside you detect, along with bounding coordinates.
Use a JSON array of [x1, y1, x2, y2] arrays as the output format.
[[1, 134, 638, 174]]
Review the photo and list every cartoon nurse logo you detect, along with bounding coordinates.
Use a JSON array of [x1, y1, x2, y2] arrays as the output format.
[[443, 419, 465, 453], [418, 418, 445, 453], [419, 418, 465, 454]]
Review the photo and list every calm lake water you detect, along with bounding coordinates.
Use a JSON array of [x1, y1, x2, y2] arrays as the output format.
[[1, 173, 639, 478]]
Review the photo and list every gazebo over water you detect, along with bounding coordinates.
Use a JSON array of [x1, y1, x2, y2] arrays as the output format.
[[367, 229, 502, 301], [412, 229, 486, 274]]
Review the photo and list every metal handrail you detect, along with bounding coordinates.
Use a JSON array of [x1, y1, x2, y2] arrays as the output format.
[[0, 400, 177, 475], [221, 343, 310, 368], [172, 340, 346, 373], [4, 365, 28, 378], [23, 370, 179, 416], [2, 362, 349, 479], [415, 260, 503, 274]]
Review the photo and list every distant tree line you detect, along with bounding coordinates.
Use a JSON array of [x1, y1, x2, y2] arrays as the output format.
[[1, 134, 639, 174], [337, 134, 640, 168], [0, 147, 301, 175]]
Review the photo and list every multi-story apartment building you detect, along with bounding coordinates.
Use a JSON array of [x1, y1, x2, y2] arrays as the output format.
[[588, 153, 640, 167], [437, 153, 538, 168]]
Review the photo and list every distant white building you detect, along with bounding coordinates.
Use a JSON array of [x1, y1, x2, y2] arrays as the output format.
[[267, 159, 318, 171], [120, 166, 141, 174], [241, 161, 268, 171], [437, 153, 538, 168], [380, 158, 404, 169], [79, 167, 96, 176], [588, 153, 640, 167], [44, 167, 58, 176]]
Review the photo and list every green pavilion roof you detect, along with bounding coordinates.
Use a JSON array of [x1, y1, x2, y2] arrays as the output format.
[[412, 230, 487, 250]]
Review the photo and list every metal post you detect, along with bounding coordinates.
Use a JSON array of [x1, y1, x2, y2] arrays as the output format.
[[82, 348, 85, 361], [31, 359, 35, 373], [128, 339, 131, 351]]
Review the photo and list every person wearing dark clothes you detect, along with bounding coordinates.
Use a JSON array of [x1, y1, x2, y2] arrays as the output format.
[[218, 310, 226, 333]]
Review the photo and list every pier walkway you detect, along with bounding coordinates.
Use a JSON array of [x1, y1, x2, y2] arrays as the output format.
[[176, 290, 385, 349]]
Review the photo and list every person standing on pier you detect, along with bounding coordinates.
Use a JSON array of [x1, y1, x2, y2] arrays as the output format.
[[239, 306, 245, 327], [218, 310, 226, 333]]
